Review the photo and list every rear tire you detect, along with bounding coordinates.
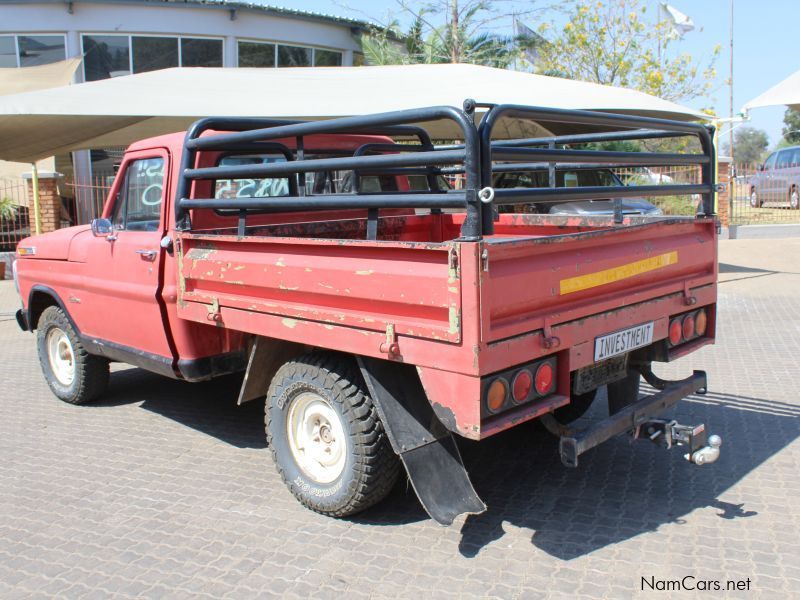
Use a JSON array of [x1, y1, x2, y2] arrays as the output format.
[[36, 306, 109, 405], [790, 188, 799, 210], [266, 352, 400, 518], [750, 189, 761, 208]]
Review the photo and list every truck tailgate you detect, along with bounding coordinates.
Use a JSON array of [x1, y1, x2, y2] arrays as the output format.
[[481, 218, 717, 343]]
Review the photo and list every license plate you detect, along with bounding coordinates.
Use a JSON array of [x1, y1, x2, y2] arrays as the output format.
[[594, 322, 654, 362]]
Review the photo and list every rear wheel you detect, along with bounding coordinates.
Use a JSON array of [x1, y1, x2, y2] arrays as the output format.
[[266, 352, 400, 517], [790, 188, 799, 209], [750, 189, 761, 208], [36, 306, 109, 404]]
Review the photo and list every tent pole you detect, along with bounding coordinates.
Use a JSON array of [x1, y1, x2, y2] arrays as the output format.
[[31, 163, 41, 235]]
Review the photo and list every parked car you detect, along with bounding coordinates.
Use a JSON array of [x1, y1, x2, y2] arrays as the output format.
[[748, 145, 800, 208], [12, 105, 722, 525], [494, 167, 663, 216]]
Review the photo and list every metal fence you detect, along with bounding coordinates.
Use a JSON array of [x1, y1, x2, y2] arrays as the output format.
[[613, 165, 702, 216], [729, 162, 800, 225], [63, 175, 112, 224], [0, 178, 30, 252]]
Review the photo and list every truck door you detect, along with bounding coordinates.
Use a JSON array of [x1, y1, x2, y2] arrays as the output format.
[[78, 148, 175, 374]]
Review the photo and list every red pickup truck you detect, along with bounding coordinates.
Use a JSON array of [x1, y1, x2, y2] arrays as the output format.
[[13, 103, 722, 525]]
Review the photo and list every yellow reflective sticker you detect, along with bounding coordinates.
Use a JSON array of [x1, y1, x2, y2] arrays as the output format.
[[560, 251, 678, 295]]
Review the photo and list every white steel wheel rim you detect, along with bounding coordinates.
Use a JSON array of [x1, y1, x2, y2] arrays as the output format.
[[792, 191, 798, 208], [750, 191, 758, 207], [286, 392, 347, 484], [46, 327, 75, 386]]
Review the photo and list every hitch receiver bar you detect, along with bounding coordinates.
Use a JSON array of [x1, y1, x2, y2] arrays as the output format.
[[558, 370, 709, 468]]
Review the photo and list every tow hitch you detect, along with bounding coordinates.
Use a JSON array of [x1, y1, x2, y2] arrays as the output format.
[[542, 370, 722, 468], [635, 419, 722, 465]]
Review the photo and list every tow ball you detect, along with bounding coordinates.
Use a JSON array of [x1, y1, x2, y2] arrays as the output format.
[[635, 419, 722, 465]]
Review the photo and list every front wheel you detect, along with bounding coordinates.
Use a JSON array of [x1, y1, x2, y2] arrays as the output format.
[[36, 306, 109, 404], [266, 352, 400, 518], [790, 188, 799, 209], [750, 190, 761, 208]]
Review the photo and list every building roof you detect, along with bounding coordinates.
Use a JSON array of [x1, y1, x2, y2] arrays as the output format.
[[0, 0, 377, 30]]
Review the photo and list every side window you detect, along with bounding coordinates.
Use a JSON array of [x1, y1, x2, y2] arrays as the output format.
[[111, 158, 165, 232], [776, 150, 791, 169], [791, 148, 800, 167], [763, 153, 777, 171]]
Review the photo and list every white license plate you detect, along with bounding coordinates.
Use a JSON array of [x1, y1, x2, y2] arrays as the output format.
[[594, 322, 654, 362]]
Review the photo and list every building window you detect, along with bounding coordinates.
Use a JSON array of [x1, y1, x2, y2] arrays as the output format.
[[181, 38, 223, 67], [83, 35, 131, 81], [0, 36, 15, 68], [277, 44, 311, 67], [0, 34, 66, 68], [238, 41, 275, 68], [81, 34, 224, 80], [314, 49, 342, 66], [132, 36, 179, 73]]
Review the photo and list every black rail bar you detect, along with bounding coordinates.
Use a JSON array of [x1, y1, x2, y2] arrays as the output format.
[[492, 128, 691, 147], [493, 184, 711, 204], [491, 148, 710, 166], [184, 149, 465, 180], [176, 106, 480, 238], [478, 104, 715, 232], [180, 193, 467, 211], [186, 108, 458, 151]]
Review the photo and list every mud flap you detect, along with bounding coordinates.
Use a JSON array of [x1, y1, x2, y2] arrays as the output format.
[[357, 356, 486, 526]]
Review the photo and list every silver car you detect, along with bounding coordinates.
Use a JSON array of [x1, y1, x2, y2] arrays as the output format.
[[749, 146, 800, 209]]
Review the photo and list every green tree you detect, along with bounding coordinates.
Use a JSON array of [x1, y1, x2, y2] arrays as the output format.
[[533, 0, 720, 104], [722, 127, 768, 165], [782, 108, 800, 144], [0, 197, 18, 222], [358, 1, 526, 67]]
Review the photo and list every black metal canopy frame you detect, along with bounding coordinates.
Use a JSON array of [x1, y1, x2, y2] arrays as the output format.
[[174, 100, 716, 240]]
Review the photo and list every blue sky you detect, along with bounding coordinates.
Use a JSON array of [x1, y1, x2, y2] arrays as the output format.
[[267, 0, 797, 146]]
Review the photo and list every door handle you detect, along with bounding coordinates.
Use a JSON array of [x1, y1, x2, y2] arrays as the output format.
[[135, 249, 158, 261]]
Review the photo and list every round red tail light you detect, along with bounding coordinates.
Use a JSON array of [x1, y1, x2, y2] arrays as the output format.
[[668, 318, 683, 346], [682, 314, 695, 340], [695, 309, 707, 337], [511, 369, 533, 403], [534, 362, 554, 396], [486, 378, 508, 413]]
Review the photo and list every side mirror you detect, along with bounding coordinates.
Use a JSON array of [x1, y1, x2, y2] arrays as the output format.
[[91, 218, 115, 240]]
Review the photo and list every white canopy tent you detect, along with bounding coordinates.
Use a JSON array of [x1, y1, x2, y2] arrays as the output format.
[[0, 63, 707, 162], [742, 69, 800, 113], [0, 58, 82, 98]]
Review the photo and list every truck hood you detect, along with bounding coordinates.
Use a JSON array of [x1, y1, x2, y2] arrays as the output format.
[[16, 225, 92, 261]]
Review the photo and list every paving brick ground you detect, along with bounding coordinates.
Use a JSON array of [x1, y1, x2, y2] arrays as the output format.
[[0, 239, 798, 599]]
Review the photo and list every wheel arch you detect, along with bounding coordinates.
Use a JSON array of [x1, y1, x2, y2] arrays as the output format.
[[27, 285, 76, 332]]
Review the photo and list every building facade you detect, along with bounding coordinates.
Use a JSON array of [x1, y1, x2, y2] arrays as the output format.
[[0, 0, 368, 205]]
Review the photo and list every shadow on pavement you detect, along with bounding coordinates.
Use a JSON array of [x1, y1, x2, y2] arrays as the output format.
[[97, 366, 264, 449], [90, 367, 797, 557], [456, 388, 798, 559]]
